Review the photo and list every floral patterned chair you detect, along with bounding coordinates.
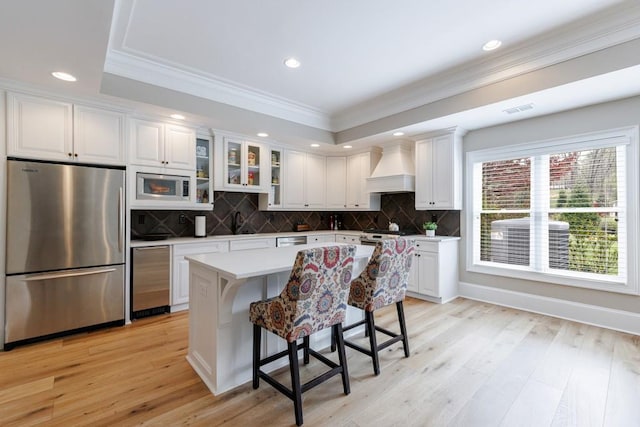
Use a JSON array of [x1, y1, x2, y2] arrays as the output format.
[[249, 245, 357, 426], [334, 238, 415, 375]]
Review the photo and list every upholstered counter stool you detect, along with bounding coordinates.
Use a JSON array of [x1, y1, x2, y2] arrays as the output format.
[[249, 245, 357, 426], [335, 238, 415, 375]]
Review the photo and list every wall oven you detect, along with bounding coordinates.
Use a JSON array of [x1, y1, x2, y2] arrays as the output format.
[[136, 172, 190, 201]]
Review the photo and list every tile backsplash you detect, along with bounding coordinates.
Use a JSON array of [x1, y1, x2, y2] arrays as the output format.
[[131, 191, 460, 239]]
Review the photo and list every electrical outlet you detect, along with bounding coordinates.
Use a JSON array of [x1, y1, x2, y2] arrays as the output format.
[[178, 214, 186, 224], [431, 214, 438, 223], [138, 214, 145, 225]]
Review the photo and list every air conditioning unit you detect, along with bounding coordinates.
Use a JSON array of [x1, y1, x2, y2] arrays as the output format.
[[490, 217, 569, 269]]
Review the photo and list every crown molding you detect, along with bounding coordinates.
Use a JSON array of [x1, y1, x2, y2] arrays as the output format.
[[332, 2, 640, 132], [107, 0, 330, 131], [104, 49, 332, 131], [106, 1, 640, 135]]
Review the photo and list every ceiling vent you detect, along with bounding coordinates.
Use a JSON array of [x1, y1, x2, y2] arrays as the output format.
[[503, 103, 534, 114]]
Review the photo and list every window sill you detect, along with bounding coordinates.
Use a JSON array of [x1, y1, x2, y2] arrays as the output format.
[[467, 262, 638, 295]]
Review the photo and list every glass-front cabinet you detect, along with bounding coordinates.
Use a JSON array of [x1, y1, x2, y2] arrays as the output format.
[[195, 136, 212, 205], [269, 148, 282, 207], [258, 147, 283, 209], [215, 134, 267, 193]]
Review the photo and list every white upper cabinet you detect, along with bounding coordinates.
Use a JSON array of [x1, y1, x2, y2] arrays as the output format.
[[258, 147, 283, 209], [73, 105, 125, 165], [215, 135, 268, 193], [130, 118, 195, 170], [326, 156, 347, 209], [415, 130, 463, 210], [7, 92, 125, 165], [283, 149, 326, 209], [165, 124, 197, 169], [346, 151, 380, 210], [306, 153, 326, 208]]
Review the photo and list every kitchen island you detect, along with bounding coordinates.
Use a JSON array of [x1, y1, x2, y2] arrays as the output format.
[[185, 242, 373, 395]]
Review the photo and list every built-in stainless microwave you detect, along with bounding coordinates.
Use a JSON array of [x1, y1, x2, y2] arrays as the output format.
[[136, 172, 190, 201]]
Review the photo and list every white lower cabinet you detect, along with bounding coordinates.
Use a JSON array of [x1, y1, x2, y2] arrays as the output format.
[[307, 234, 336, 243], [335, 234, 361, 244], [229, 238, 276, 251], [172, 241, 229, 309], [407, 238, 459, 303]]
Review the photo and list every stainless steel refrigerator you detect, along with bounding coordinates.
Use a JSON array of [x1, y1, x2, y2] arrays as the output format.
[[5, 159, 125, 348]]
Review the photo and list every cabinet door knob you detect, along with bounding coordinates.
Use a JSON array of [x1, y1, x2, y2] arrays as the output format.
[[74, 153, 78, 158], [68, 152, 73, 157]]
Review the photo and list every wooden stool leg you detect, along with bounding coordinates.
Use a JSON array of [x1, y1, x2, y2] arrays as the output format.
[[396, 301, 410, 358], [365, 311, 380, 375], [288, 341, 303, 426], [252, 324, 261, 389], [334, 324, 351, 395]]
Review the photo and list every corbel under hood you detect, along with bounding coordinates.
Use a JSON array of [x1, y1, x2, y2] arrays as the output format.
[[366, 141, 415, 193]]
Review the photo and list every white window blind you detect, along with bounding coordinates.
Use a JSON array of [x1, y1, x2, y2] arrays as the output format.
[[467, 127, 638, 294]]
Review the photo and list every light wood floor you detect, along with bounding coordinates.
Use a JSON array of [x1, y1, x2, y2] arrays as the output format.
[[1, 297, 639, 426]]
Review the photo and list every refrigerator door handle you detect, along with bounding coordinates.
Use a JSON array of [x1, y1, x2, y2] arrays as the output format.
[[21, 268, 118, 282], [118, 187, 124, 253]]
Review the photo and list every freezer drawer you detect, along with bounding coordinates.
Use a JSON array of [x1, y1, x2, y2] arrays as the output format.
[[132, 246, 170, 318], [5, 265, 125, 345]]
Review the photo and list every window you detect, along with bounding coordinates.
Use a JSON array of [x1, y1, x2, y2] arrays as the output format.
[[466, 127, 639, 294]]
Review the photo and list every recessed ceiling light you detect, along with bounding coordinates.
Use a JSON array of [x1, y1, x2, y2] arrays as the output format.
[[482, 40, 502, 51], [310, 143, 320, 148], [51, 71, 77, 82], [170, 114, 185, 120], [343, 145, 353, 149], [393, 131, 405, 137], [284, 57, 301, 69], [257, 132, 269, 138]]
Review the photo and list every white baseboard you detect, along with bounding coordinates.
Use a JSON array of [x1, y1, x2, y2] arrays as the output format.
[[459, 281, 640, 336]]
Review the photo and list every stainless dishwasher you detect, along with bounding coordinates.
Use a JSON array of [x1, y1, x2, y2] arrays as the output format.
[[276, 236, 308, 247], [131, 245, 170, 319]]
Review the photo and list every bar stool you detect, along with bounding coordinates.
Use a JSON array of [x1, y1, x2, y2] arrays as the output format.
[[336, 238, 415, 375], [249, 245, 357, 426]]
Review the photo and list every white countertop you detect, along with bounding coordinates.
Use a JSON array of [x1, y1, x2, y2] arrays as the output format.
[[413, 235, 461, 242], [130, 230, 461, 248], [186, 242, 374, 280], [130, 230, 363, 247]]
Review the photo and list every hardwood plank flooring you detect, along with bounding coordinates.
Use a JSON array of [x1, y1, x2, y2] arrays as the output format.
[[1, 297, 639, 426]]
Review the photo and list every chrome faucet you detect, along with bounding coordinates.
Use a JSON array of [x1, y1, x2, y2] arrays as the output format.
[[231, 211, 243, 235]]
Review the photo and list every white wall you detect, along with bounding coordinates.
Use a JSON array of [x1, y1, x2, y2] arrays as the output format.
[[461, 95, 640, 319]]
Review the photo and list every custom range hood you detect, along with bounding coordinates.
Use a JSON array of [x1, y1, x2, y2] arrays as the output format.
[[366, 141, 415, 193]]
